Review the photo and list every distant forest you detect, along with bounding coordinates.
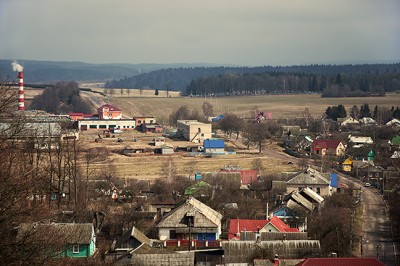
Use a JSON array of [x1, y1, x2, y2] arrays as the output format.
[[105, 63, 400, 97], [30, 81, 92, 114]]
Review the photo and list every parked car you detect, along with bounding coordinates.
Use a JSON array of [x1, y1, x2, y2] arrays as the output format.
[[364, 182, 371, 187]]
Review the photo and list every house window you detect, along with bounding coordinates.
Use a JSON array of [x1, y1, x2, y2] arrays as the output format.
[[99, 125, 107, 129], [150, 120, 154, 123], [317, 187, 321, 194], [89, 125, 97, 129], [73, 245, 79, 254], [170, 230, 177, 239]]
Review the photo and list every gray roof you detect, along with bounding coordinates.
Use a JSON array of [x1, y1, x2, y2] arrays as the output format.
[[290, 192, 314, 211], [131, 226, 151, 245], [18, 223, 94, 245], [287, 167, 330, 186], [301, 187, 324, 204], [0, 122, 62, 138], [156, 197, 222, 228]]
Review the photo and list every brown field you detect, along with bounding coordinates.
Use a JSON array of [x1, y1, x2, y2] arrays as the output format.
[[77, 88, 400, 181], [97, 89, 400, 120], [79, 130, 299, 181]]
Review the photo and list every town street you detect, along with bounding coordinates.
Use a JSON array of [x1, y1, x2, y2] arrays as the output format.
[[361, 186, 397, 265]]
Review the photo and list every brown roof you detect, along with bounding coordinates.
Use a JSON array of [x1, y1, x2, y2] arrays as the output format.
[[18, 223, 94, 245], [312, 139, 342, 150]]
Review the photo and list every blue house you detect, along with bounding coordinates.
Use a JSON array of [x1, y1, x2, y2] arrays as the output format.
[[203, 139, 225, 154]]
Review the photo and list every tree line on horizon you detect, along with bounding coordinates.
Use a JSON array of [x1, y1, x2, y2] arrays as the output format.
[[105, 63, 400, 96]]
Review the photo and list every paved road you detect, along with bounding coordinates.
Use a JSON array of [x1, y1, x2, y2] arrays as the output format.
[[339, 171, 397, 265], [361, 186, 397, 265]]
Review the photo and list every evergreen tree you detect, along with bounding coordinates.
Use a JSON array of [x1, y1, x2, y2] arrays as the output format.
[[360, 103, 371, 118]]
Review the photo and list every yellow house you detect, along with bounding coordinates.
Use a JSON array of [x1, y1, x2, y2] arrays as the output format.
[[342, 157, 353, 172]]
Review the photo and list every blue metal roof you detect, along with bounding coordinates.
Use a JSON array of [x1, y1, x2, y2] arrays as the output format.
[[204, 139, 225, 149], [330, 173, 338, 187]]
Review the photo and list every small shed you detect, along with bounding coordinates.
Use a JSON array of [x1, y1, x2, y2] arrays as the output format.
[[161, 145, 174, 155], [204, 139, 225, 154]]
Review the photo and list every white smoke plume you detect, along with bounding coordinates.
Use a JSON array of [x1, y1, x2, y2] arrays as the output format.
[[11, 61, 23, 72]]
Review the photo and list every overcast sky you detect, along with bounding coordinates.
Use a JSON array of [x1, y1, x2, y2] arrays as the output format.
[[1, 0, 399, 66]]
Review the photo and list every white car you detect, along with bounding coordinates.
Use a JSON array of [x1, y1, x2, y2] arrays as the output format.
[[364, 183, 371, 187]]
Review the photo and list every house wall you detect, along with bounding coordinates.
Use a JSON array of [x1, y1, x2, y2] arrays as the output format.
[[135, 117, 156, 127], [204, 147, 225, 154], [65, 244, 91, 258], [99, 107, 122, 120], [260, 224, 280, 233], [159, 228, 170, 240], [177, 120, 212, 143], [78, 120, 136, 131]]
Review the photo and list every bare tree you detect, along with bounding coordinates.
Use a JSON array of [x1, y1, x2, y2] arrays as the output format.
[[202, 101, 214, 118]]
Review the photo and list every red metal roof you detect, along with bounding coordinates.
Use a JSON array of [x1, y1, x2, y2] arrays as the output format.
[[296, 258, 385, 266], [220, 169, 258, 185], [228, 216, 299, 239], [312, 139, 341, 150], [269, 216, 299, 233], [228, 219, 267, 239]]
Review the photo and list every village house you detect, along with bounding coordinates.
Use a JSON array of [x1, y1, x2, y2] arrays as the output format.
[[386, 118, 400, 127], [348, 135, 374, 146], [156, 197, 222, 241], [286, 167, 332, 196], [311, 139, 345, 157], [176, 120, 212, 143], [228, 216, 299, 240], [97, 104, 122, 120], [18, 223, 96, 258], [339, 117, 360, 128]]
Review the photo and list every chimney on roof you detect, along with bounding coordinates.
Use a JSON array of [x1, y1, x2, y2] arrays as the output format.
[[273, 254, 280, 266]]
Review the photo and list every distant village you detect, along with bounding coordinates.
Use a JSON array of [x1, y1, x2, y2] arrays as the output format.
[[1, 97, 399, 266]]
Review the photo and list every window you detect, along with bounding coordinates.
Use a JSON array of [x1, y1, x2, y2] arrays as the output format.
[[99, 125, 107, 129], [89, 125, 97, 129], [73, 245, 79, 254], [150, 120, 154, 123], [317, 187, 321, 194]]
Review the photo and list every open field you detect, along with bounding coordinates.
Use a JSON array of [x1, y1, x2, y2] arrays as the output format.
[[76, 89, 400, 181], [90, 87, 400, 120], [79, 130, 299, 181]]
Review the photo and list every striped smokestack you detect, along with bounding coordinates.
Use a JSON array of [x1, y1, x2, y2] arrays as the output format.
[[12, 61, 24, 111], [18, 71, 24, 111]]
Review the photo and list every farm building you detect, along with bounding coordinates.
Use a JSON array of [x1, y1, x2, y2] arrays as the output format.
[[141, 123, 163, 133], [78, 119, 136, 131], [176, 120, 212, 143], [134, 116, 157, 127], [203, 139, 225, 154]]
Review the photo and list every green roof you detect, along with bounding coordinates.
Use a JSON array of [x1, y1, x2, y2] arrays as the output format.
[[184, 181, 211, 195], [391, 136, 400, 145]]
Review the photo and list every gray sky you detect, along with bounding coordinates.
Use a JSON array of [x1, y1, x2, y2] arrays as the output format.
[[1, 0, 399, 66]]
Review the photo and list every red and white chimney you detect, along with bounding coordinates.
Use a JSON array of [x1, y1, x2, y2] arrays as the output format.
[[18, 71, 24, 111]]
